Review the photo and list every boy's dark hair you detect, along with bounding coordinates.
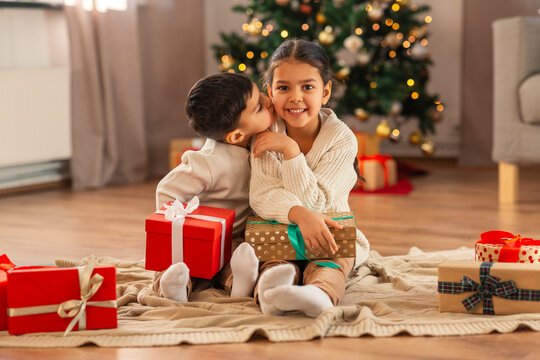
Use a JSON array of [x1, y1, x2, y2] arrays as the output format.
[[185, 73, 253, 141], [265, 38, 333, 88]]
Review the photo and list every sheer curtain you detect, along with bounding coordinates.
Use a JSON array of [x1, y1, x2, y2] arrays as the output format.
[[64, 0, 204, 189]]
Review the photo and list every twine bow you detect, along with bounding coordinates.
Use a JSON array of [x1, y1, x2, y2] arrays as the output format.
[[438, 262, 540, 314], [7, 262, 117, 336]]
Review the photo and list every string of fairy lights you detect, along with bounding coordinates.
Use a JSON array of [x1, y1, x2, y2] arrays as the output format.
[[213, 0, 444, 156]]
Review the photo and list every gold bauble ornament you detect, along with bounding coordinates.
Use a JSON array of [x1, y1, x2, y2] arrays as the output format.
[[316, 12, 327, 24], [400, 0, 410, 5], [376, 120, 392, 138], [408, 130, 423, 145], [245, 19, 262, 36], [420, 139, 435, 156], [318, 28, 335, 46], [336, 67, 351, 81], [276, 0, 290, 6], [218, 56, 234, 71], [354, 108, 369, 121]]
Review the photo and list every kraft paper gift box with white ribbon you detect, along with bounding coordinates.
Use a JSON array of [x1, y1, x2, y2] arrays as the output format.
[[244, 211, 356, 262], [169, 138, 204, 170], [438, 260, 540, 315], [145, 197, 235, 279], [7, 263, 117, 335]]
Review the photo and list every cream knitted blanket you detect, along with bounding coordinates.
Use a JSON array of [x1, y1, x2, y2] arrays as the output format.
[[2, 247, 540, 348]]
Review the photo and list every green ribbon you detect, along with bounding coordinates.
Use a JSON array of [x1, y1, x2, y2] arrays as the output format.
[[248, 216, 354, 268]]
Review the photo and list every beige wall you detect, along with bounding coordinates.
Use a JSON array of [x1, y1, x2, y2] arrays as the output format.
[[139, 0, 205, 176], [460, 0, 540, 166]]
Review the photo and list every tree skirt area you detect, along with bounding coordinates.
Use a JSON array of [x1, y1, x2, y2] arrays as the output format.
[[2, 247, 540, 348]]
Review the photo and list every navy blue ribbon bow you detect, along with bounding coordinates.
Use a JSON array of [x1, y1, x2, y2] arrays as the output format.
[[438, 262, 540, 314]]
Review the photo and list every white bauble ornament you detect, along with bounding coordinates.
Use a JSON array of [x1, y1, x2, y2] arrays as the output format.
[[410, 43, 429, 60], [344, 35, 364, 53], [367, 7, 384, 21], [356, 51, 372, 66], [384, 32, 402, 49], [389, 101, 403, 115]]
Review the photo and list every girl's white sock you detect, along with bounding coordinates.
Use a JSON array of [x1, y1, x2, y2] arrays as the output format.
[[230, 243, 259, 297], [264, 284, 334, 318], [257, 264, 296, 316], [159, 262, 190, 302]]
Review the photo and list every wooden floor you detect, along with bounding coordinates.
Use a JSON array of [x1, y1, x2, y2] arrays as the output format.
[[1, 159, 540, 359]]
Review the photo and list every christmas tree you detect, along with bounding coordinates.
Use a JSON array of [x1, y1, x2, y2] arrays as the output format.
[[212, 0, 443, 155]]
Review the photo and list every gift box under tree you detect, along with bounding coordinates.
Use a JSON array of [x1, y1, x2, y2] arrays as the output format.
[[169, 138, 204, 170], [475, 230, 540, 263], [438, 260, 540, 315], [356, 154, 397, 191], [354, 131, 380, 157], [145, 197, 234, 279], [245, 211, 356, 262], [7, 263, 117, 335]]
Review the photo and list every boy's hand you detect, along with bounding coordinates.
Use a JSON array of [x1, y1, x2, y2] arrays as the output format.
[[252, 132, 300, 160], [288, 206, 342, 257]]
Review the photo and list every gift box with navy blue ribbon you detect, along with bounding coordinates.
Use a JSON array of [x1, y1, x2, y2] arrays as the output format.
[[438, 260, 540, 315]]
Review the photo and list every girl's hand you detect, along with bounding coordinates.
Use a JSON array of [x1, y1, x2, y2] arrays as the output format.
[[288, 206, 342, 257], [252, 132, 300, 160]]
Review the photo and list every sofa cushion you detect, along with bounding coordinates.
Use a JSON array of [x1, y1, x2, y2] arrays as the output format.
[[519, 73, 540, 125]]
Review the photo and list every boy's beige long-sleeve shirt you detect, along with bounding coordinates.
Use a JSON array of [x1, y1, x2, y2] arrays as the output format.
[[249, 108, 370, 265], [156, 139, 250, 236]]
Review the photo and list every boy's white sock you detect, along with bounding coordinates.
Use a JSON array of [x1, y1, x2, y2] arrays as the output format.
[[264, 284, 334, 318], [230, 243, 259, 297], [257, 264, 296, 316], [159, 262, 190, 302]]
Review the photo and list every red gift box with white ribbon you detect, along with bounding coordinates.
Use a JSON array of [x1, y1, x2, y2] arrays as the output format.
[[0, 254, 16, 330], [7, 263, 117, 335], [145, 197, 235, 279], [475, 231, 540, 263]]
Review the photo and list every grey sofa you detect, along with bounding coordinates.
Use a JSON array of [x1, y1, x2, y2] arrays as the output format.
[[492, 17, 540, 203]]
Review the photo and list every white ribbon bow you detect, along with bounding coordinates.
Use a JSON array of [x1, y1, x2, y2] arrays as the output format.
[[156, 197, 227, 268]]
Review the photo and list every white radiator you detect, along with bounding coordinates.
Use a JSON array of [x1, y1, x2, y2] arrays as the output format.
[[0, 67, 71, 189]]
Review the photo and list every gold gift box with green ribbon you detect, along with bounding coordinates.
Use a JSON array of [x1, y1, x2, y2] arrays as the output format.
[[245, 211, 357, 262]]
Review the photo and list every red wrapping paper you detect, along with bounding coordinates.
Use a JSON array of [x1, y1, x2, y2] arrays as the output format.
[[0, 254, 16, 330], [7, 265, 117, 335], [145, 202, 235, 279], [475, 231, 540, 263]]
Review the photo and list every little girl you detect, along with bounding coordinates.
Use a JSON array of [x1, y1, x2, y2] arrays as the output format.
[[234, 38, 370, 317]]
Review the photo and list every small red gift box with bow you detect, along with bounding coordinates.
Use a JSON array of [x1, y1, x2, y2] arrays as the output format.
[[475, 231, 540, 263], [145, 197, 235, 279]]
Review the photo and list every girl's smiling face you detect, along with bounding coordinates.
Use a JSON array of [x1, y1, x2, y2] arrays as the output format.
[[268, 60, 332, 131]]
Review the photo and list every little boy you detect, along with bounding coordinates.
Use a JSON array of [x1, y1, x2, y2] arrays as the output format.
[[154, 73, 274, 302]]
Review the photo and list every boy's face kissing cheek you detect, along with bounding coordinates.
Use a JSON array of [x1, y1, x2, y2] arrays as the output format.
[[238, 84, 275, 138]]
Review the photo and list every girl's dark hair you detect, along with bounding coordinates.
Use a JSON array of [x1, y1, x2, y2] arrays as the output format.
[[185, 73, 253, 141], [265, 38, 332, 88]]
